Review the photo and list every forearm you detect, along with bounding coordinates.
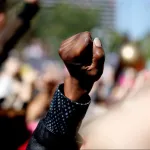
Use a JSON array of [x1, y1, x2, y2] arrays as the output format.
[[27, 32, 104, 150], [0, 1, 39, 65], [27, 83, 91, 150]]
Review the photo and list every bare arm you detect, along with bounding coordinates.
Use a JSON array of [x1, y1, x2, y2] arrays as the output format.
[[27, 32, 105, 150], [0, 0, 39, 66]]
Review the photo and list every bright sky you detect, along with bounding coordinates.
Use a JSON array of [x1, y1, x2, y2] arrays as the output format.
[[116, 0, 150, 40]]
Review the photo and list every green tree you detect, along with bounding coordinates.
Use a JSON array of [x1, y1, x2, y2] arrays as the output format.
[[34, 3, 99, 39], [107, 30, 129, 52], [31, 3, 100, 56], [6, 2, 100, 58], [140, 33, 150, 60]]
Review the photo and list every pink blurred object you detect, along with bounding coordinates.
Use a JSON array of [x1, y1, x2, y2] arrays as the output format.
[[18, 140, 29, 150], [118, 68, 137, 88], [119, 76, 134, 88], [143, 70, 150, 79], [27, 121, 38, 133]]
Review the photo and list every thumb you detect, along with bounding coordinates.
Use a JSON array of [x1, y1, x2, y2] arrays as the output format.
[[92, 38, 105, 69]]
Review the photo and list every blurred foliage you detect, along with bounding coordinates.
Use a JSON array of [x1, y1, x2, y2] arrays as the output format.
[[6, 0, 19, 10], [108, 31, 129, 52], [7, 1, 150, 61], [7, 2, 100, 58], [31, 3, 100, 56], [140, 33, 150, 60], [33, 3, 99, 39]]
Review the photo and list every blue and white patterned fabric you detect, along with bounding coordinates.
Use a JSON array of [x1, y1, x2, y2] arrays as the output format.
[[44, 84, 91, 136]]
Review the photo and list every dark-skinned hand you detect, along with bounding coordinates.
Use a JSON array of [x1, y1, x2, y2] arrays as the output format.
[[59, 31, 105, 101]]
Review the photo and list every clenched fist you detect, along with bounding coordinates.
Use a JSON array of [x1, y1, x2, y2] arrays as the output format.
[[59, 32, 105, 100]]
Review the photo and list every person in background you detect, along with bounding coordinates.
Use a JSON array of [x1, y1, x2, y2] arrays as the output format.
[[0, 57, 22, 108], [0, 0, 39, 149], [0, 0, 39, 66], [22, 38, 49, 71], [26, 61, 64, 125], [109, 67, 137, 102]]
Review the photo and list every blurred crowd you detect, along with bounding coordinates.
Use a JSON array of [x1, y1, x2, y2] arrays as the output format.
[[0, 38, 66, 149], [0, 37, 147, 150]]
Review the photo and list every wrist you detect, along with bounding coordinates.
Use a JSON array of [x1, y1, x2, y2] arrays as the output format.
[[64, 75, 93, 101]]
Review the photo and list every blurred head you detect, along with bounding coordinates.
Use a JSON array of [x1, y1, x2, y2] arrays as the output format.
[[120, 44, 145, 71]]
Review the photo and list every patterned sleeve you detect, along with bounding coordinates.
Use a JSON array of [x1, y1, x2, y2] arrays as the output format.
[[27, 84, 90, 150], [43, 84, 91, 136]]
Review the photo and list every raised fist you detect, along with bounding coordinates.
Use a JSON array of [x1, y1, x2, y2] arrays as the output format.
[[59, 31, 105, 84]]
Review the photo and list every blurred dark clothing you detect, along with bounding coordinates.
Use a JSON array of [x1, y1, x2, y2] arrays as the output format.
[[0, 2, 39, 67], [0, 2, 39, 150], [0, 110, 30, 150], [27, 84, 90, 150], [0, 0, 6, 12]]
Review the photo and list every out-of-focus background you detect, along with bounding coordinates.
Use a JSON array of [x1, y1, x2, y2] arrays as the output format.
[[1, 0, 150, 150], [8, 0, 150, 65]]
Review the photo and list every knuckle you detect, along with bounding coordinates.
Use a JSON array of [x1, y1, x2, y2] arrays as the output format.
[[59, 48, 65, 58], [59, 42, 66, 54], [83, 31, 91, 37]]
